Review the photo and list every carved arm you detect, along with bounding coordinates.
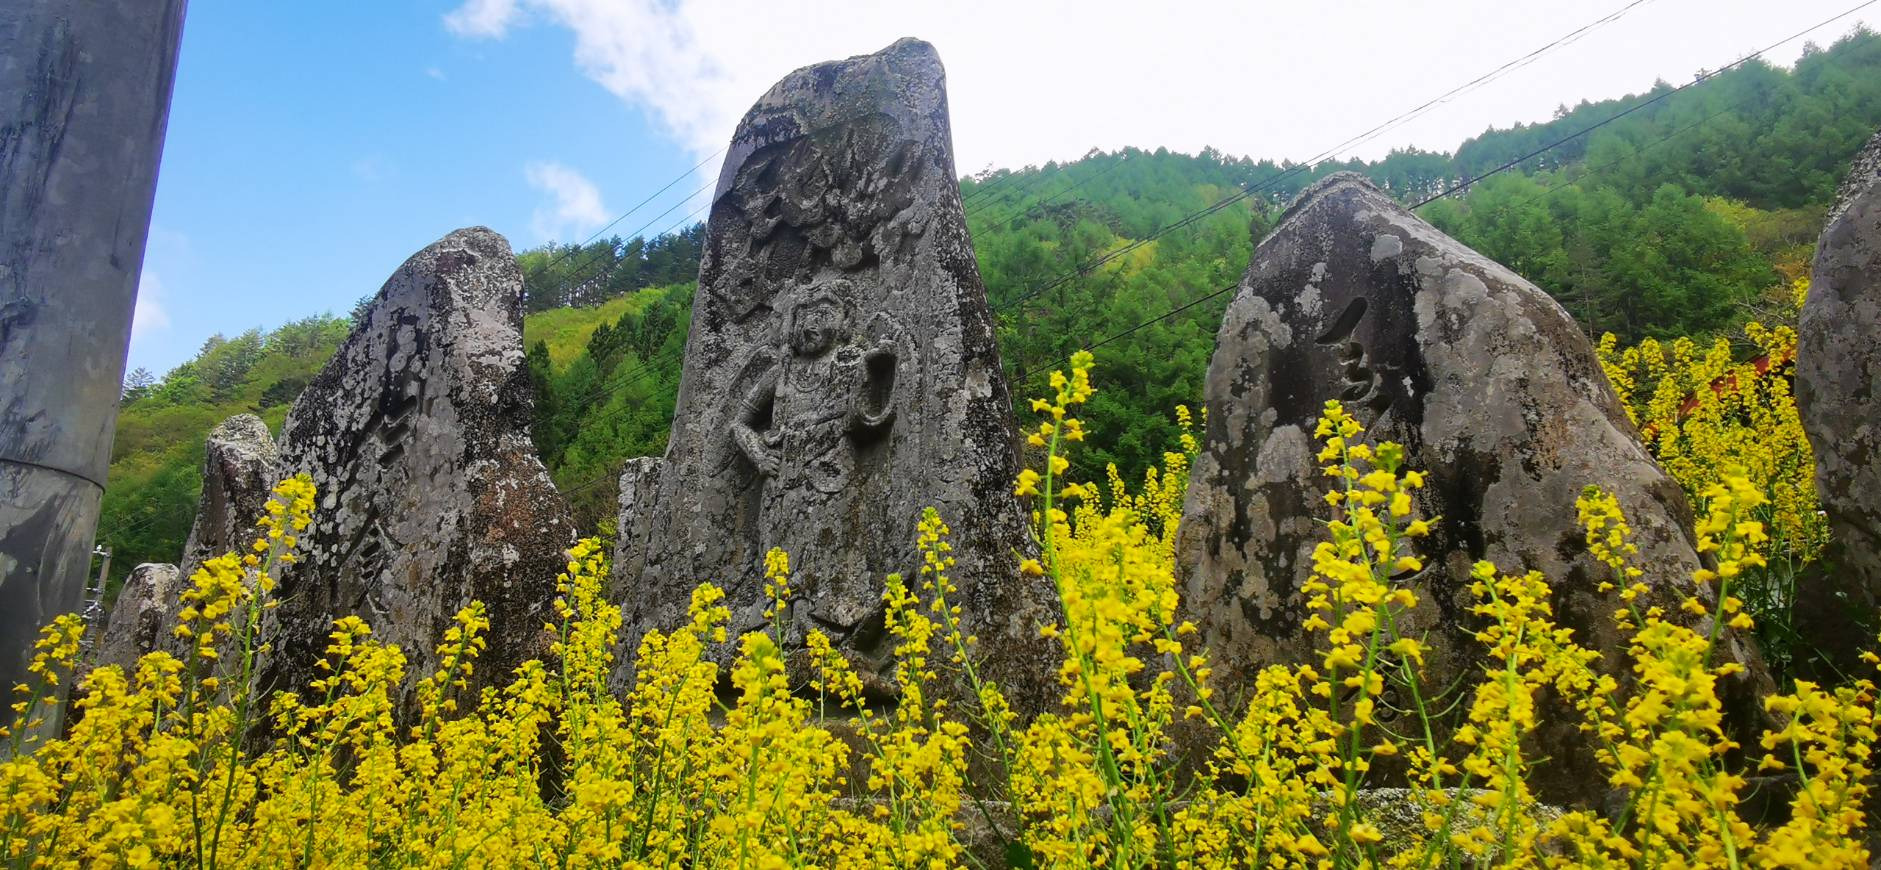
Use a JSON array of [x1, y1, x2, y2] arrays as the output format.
[[851, 339, 900, 432], [733, 367, 782, 477]]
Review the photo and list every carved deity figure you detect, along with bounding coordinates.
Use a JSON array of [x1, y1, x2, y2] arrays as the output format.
[[730, 278, 901, 635]]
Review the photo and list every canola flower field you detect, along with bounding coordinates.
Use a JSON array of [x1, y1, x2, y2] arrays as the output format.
[[0, 337, 1872, 868]]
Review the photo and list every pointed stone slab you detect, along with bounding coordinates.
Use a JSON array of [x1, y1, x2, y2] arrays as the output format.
[[180, 414, 279, 575], [1795, 128, 1881, 670], [612, 39, 1050, 708], [1176, 173, 1771, 801], [91, 413, 280, 676], [269, 227, 577, 701]]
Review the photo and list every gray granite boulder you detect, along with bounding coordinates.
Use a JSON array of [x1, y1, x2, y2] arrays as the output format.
[[90, 562, 180, 674], [1175, 173, 1772, 802], [91, 414, 279, 675], [1795, 128, 1881, 672], [611, 39, 1051, 709], [180, 414, 279, 574], [267, 227, 577, 702]]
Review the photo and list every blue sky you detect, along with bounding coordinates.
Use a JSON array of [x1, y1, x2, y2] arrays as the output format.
[[131, 0, 1878, 377], [134, 2, 699, 375]]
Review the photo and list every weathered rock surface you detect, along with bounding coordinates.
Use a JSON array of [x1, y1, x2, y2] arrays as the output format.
[[611, 39, 1050, 708], [91, 562, 181, 673], [89, 414, 279, 676], [267, 227, 577, 702], [1795, 128, 1881, 671], [1175, 173, 1771, 802], [181, 414, 279, 574]]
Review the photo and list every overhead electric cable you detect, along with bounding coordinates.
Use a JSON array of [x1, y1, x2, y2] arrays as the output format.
[[1410, 0, 1880, 209], [536, 179, 716, 306], [960, 168, 1025, 208], [991, 0, 1667, 313], [1013, 0, 1880, 387], [530, 0, 1689, 498], [528, 148, 723, 279], [976, 150, 1131, 229], [516, 0, 1877, 501], [965, 162, 1066, 218]]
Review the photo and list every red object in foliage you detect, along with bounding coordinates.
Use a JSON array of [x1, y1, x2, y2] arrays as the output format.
[[1639, 347, 1794, 440]]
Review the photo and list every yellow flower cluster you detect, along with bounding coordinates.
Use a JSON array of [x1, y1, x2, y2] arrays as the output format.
[[1, 475, 314, 868], [1597, 313, 1826, 666], [1, 346, 1875, 867], [1543, 477, 1878, 867]]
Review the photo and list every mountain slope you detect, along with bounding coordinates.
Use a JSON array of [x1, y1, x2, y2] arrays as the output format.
[[96, 26, 1881, 586]]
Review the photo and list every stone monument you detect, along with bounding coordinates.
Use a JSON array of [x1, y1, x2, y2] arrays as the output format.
[[267, 227, 577, 701], [1176, 173, 1772, 801], [180, 414, 280, 574], [1795, 128, 1881, 673], [611, 39, 1050, 708]]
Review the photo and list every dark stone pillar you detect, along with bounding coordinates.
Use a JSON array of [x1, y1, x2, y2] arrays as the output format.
[[0, 0, 188, 719]]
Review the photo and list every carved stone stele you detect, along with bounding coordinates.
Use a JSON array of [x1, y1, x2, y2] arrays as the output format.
[[267, 227, 577, 703], [1175, 173, 1772, 803], [612, 39, 1050, 709], [1795, 128, 1881, 672]]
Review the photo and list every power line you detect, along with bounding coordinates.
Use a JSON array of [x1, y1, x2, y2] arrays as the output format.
[[529, 149, 723, 280], [540, 0, 1661, 376], [1408, 100, 1795, 336], [531, 179, 715, 307], [974, 150, 1131, 228], [965, 162, 1064, 218], [1410, 0, 1880, 209], [959, 165, 1033, 210], [528, 0, 1695, 501], [989, 0, 1664, 315], [531, 201, 712, 416], [1426, 102, 1739, 220], [1013, 0, 1879, 389], [651, 201, 711, 243], [1331, 0, 1660, 169]]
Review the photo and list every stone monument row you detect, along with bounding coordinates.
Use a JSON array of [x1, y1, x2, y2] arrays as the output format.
[[82, 53, 1879, 789]]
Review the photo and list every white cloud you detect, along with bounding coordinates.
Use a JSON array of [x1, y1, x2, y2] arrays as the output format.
[[424, 65, 448, 81], [448, 0, 726, 160], [446, 0, 1877, 173], [443, 0, 521, 38], [524, 160, 610, 241], [131, 269, 171, 342]]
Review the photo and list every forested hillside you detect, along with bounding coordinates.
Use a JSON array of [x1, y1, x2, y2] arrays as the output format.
[[96, 27, 1881, 588]]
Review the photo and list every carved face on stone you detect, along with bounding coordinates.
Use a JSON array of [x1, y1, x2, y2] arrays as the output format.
[[785, 281, 853, 357], [789, 294, 845, 357]]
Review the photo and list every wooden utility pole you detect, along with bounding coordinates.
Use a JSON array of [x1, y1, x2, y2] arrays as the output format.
[[0, 1, 188, 723]]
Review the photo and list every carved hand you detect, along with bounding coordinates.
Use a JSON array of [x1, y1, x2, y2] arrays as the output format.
[[735, 425, 781, 478], [753, 447, 780, 478], [852, 341, 900, 430]]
